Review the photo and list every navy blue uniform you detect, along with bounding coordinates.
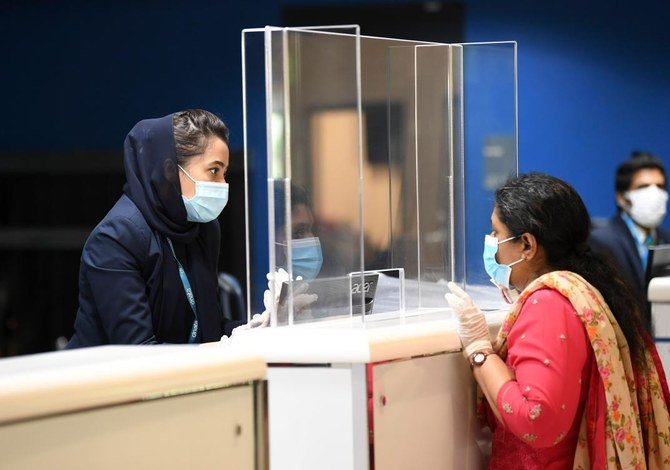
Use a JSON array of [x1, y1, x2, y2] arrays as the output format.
[[68, 114, 236, 347]]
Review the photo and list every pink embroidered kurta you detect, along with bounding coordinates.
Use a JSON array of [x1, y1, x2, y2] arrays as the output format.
[[490, 288, 593, 469]]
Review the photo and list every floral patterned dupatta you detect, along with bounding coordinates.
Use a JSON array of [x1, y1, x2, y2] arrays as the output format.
[[483, 270, 670, 469]]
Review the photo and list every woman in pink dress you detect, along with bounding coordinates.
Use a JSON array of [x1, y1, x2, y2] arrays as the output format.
[[445, 173, 670, 469]]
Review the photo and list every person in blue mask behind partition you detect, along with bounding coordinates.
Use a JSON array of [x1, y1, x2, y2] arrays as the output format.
[[262, 184, 322, 323], [274, 184, 324, 280], [67, 109, 245, 347]]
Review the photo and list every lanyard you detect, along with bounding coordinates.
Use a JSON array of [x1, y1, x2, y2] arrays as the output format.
[[166, 238, 199, 343]]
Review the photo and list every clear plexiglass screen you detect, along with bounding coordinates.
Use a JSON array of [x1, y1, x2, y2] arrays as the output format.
[[242, 27, 517, 325]]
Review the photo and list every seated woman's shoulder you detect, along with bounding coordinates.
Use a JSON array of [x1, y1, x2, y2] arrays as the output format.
[[525, 287, 573, 310]]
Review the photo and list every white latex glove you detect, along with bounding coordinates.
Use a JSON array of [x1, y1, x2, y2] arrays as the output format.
[[444, 281, 492, 358], [227, 311, 268, 338], [287, 281, 319, 317], [225, 269, 319, 340], [216, 335, 231, 346], [265, 268, 319, 318], [229, 268, 288, 337], [222, 270, 283, 340], [263, 268, 290, 316]]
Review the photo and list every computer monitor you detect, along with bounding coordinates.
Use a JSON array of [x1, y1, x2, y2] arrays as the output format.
[[277, 273, 380, 324], [646, 244, 670, 284]]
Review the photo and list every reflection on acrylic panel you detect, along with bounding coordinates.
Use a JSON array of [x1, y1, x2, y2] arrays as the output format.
[[242, 27, 517, 321], [310, 109, 402, 275]]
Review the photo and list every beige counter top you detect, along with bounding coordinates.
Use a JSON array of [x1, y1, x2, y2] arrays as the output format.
[[0, 345, 266, 424]]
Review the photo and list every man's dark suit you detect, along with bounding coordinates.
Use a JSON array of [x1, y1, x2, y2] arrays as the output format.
[[589, 214, 670, 300]]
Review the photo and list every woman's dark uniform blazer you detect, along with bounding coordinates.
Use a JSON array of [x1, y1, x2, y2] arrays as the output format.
[[67, 114, 237, 347]]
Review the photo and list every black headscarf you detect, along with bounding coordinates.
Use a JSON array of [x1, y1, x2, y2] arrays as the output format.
[[123, 114, 197, 242], [123, 114, 223, 342]]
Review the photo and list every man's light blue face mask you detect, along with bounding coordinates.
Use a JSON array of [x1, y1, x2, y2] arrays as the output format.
[[179, 165, 229, 223], [483, 234, 524, 291]]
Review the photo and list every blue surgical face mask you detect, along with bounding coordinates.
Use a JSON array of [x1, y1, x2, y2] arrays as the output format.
[[179, 165, 229, 223], [289, 237, 323, 280], [483, 234, 524, 291]]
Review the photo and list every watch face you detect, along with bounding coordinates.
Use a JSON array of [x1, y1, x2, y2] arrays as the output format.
[[473, 352, 486, 365]]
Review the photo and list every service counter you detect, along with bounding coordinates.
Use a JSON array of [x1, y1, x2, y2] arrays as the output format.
[[228, 309, 506, 470], [648, 276, 670, 372], [0, 345, 268, 470]]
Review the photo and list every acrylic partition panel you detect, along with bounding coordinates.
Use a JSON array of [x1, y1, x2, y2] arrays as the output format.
[[356, 37, 463, 317], [460, 42, 517, 310], [242, 29, 270, 318], [414, 45, 458, 310], [243, 28, 517, 324], [244, 27, 368, 325], [384, 43, 463, 313], [358, 36, 444, 317]]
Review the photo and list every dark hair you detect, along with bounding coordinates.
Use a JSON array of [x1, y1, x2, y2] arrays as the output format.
[[495, 173, 647, 367], [289, 183, 311, 209], [273, 183, 312, 230], [172, 109, 229, 166], [615, 150, 666, 194]]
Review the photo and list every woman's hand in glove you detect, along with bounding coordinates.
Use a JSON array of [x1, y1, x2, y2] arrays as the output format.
[[227, 269, 288, 338], [229, 268, 318, 338], [267, 268, 318, 318], [444, 282, 492, 358]]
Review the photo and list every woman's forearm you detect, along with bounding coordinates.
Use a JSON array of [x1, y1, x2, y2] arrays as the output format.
[[472, 353, 515, 423]]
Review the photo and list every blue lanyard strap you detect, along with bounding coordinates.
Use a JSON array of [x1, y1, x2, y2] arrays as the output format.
[[166, 238, 199, 343]]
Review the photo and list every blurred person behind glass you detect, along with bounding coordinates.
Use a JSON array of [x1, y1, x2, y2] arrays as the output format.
[[274, 184, 323, 281]]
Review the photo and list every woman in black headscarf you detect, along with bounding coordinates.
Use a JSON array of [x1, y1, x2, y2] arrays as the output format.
[[68, 109, 241, 347]]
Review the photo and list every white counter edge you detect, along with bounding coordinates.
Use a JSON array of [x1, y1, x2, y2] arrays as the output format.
[[226, 309, 506, 364]]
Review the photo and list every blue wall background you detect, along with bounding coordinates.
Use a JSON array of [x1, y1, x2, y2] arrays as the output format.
[[2, 0, 669, 283], [3, 0, 668, 217], [464, 0, 670, 223]]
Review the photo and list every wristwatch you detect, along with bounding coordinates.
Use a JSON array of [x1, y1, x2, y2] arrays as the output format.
[[470, 350, 494, 369]]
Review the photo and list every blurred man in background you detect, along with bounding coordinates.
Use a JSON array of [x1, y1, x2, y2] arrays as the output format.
[[590, 151, 670, 306]]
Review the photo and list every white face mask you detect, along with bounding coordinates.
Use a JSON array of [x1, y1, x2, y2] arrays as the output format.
[[625, 185, 668, 229]]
